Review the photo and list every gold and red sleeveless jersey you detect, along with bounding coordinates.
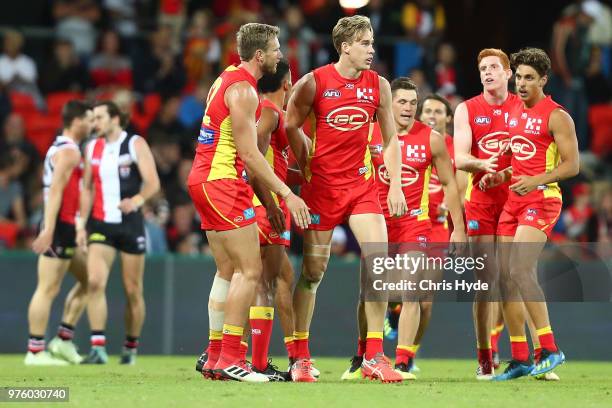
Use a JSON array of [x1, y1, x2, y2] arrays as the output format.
[[371, 121, 433, 221], [507, 96, 564, 202], [305, 64, 380, 188], [464, 92, 522, 204], [253, 99, 289, 207], [428, 134, 454, 225], [187, 65, 262, 185]]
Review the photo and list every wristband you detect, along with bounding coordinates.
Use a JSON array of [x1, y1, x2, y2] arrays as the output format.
[[278, 186, 291, 199], [132, 194, 145, 208]]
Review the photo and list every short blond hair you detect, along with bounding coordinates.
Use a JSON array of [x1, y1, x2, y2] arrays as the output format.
[[332, 15, 373, 55], [236, 23, 280, 61]]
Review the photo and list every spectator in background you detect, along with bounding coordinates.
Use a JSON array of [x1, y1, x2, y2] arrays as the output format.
[[178, 80, 210, 133], [400, 0, 446, 70], [409, 68, 433, 101], [103, 0, 138, 39], [596, 188, 612, 243], [148, 95, 190, 156], [133, 25, 186, 96], [159, 0, 186, 55], [182, 10, 220, 91], [0, 30, 42, 105], [550, 0, 600, 150], [39, 38, 90, 95], [563, 183, 596, 242], [149, 132, 181, 200], [2, 113, 40, 191], [0, 152, 27, 248], [52, 0, 100, 58], [89, 30, 133, 91], [278, 5, 317, 79], [143, 197, 170, 254]]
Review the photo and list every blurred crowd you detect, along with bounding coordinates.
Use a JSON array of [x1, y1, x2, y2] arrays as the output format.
[[0, 0, 610, 255]]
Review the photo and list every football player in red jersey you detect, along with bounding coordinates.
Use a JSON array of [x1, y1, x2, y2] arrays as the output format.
[[285, 15, 407, 383], [484, 48, 578, 380], [341, 80, 466, 381], [187, 23, 309, 382], [26, 101, 92, 366], [454, 48, 522, 379]]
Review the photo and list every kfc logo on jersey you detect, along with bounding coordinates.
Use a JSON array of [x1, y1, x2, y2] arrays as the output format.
[[524, 117, 543, 135], [478, 132, 510, 155], [510, 135, 537, 160], [378, 164, 419, 187], [326, 106, 369, 131], [323, 89, 341, 98], [406, 144, 427, 161], [357, 88, 374, 101], [493, 109, 502, 116], [474, 116, 491, 125]]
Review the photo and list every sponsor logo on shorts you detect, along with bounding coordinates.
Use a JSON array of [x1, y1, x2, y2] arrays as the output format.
[[510, 135, 536, 160], [89, 233, 106, 242], [474, 116, 491, 125], [137, 236, 146, 250], [251, 328, 261, 335], [358, 166, 369, 175], [326, 106, 369, 131], [269, 231, 279, 238], [526, 215, 534, 221], [310, 214, 321, 225], [527, 209, 537, 215], [198, 127, 215, 145], [243, 208, 255, 220], [410, 209, 423, 216], [234, 216, 244, 222], [323, 89, 341, 98], [468, 220, 479, 230], [281, 231, 291, 240], [65, 247, 75, 256]]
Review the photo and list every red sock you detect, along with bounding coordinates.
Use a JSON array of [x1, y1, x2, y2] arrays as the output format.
[[249, 307, 274, 371], [478, 348, 493, 364], [490, 332, 500, 353], [284, 337, 295, 360], [356, 337, 367, 358], [510, 336, 529, 362], [218, 325, 243, 365], [239, 341, 248, 361], [365, 332, 383, 360], [293, 331, 310, 359], [534, 347, 542, 363], [537, 326, 558, 352], [395, 346, 415, 366]]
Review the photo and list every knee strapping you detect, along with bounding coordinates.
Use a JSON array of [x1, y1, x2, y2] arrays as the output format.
[[208, 275, 230, 331], [296, 273, 321, 293]]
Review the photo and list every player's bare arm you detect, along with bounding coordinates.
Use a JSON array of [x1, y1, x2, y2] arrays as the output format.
[[430, 130, 466, 243], [118, 137, 160, 213], [248, 106, 285, 234], [32, 148, 81, 254], [227, 81, 310, 229], [377, 76, 407, 217], [510, 108, 579, 195], [453, 102, 499, 173], [285, 72, 315, 173]]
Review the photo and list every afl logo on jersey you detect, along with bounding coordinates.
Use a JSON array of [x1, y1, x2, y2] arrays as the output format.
[[474, 116, 491, 125], [478, 132, 509, 155], [326, 106, 369, 131], [378, 164, 419, 187], [510, 135, 536, 160], [323, 89, 341, 98]]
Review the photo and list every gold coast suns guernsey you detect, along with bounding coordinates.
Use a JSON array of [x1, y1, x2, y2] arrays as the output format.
[[253, 99, 289, 207], [188, 65, 262, 186], [507, 96, 564, 203], [306, 64, 380, 188], [371, 121, 433, 222], [464, 93, 522, 204]]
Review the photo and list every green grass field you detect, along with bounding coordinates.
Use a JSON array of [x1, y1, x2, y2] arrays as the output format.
[[2, 355, 611, 407]]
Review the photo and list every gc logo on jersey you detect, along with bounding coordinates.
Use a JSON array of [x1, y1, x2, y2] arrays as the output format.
[[326, 106, 369, 131], [478, 132, 510, 155], [378, 164, 419, 187], [510, 135, 536, 160]]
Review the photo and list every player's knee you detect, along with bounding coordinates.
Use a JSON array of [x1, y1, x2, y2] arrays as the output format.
[[38, 281, 61, 299], [296, 271, 322, 293], [124, 282, 143, 303], [87, 277, 107, 294]]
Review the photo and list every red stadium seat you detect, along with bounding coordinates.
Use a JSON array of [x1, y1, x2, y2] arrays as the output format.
[[9, 92, 38, 114], [46, 92, 85, 115], [588, 104, 612, 158], [24, 112, 61, 157]]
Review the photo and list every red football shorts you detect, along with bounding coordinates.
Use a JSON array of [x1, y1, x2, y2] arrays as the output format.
[[301, 180, 382, 231], [429, 221, 450, 243], [255, 201, 290, 247], [497, 198, 562, 238], [464, 200, 513, 237], [188, 179, 256, 231]]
